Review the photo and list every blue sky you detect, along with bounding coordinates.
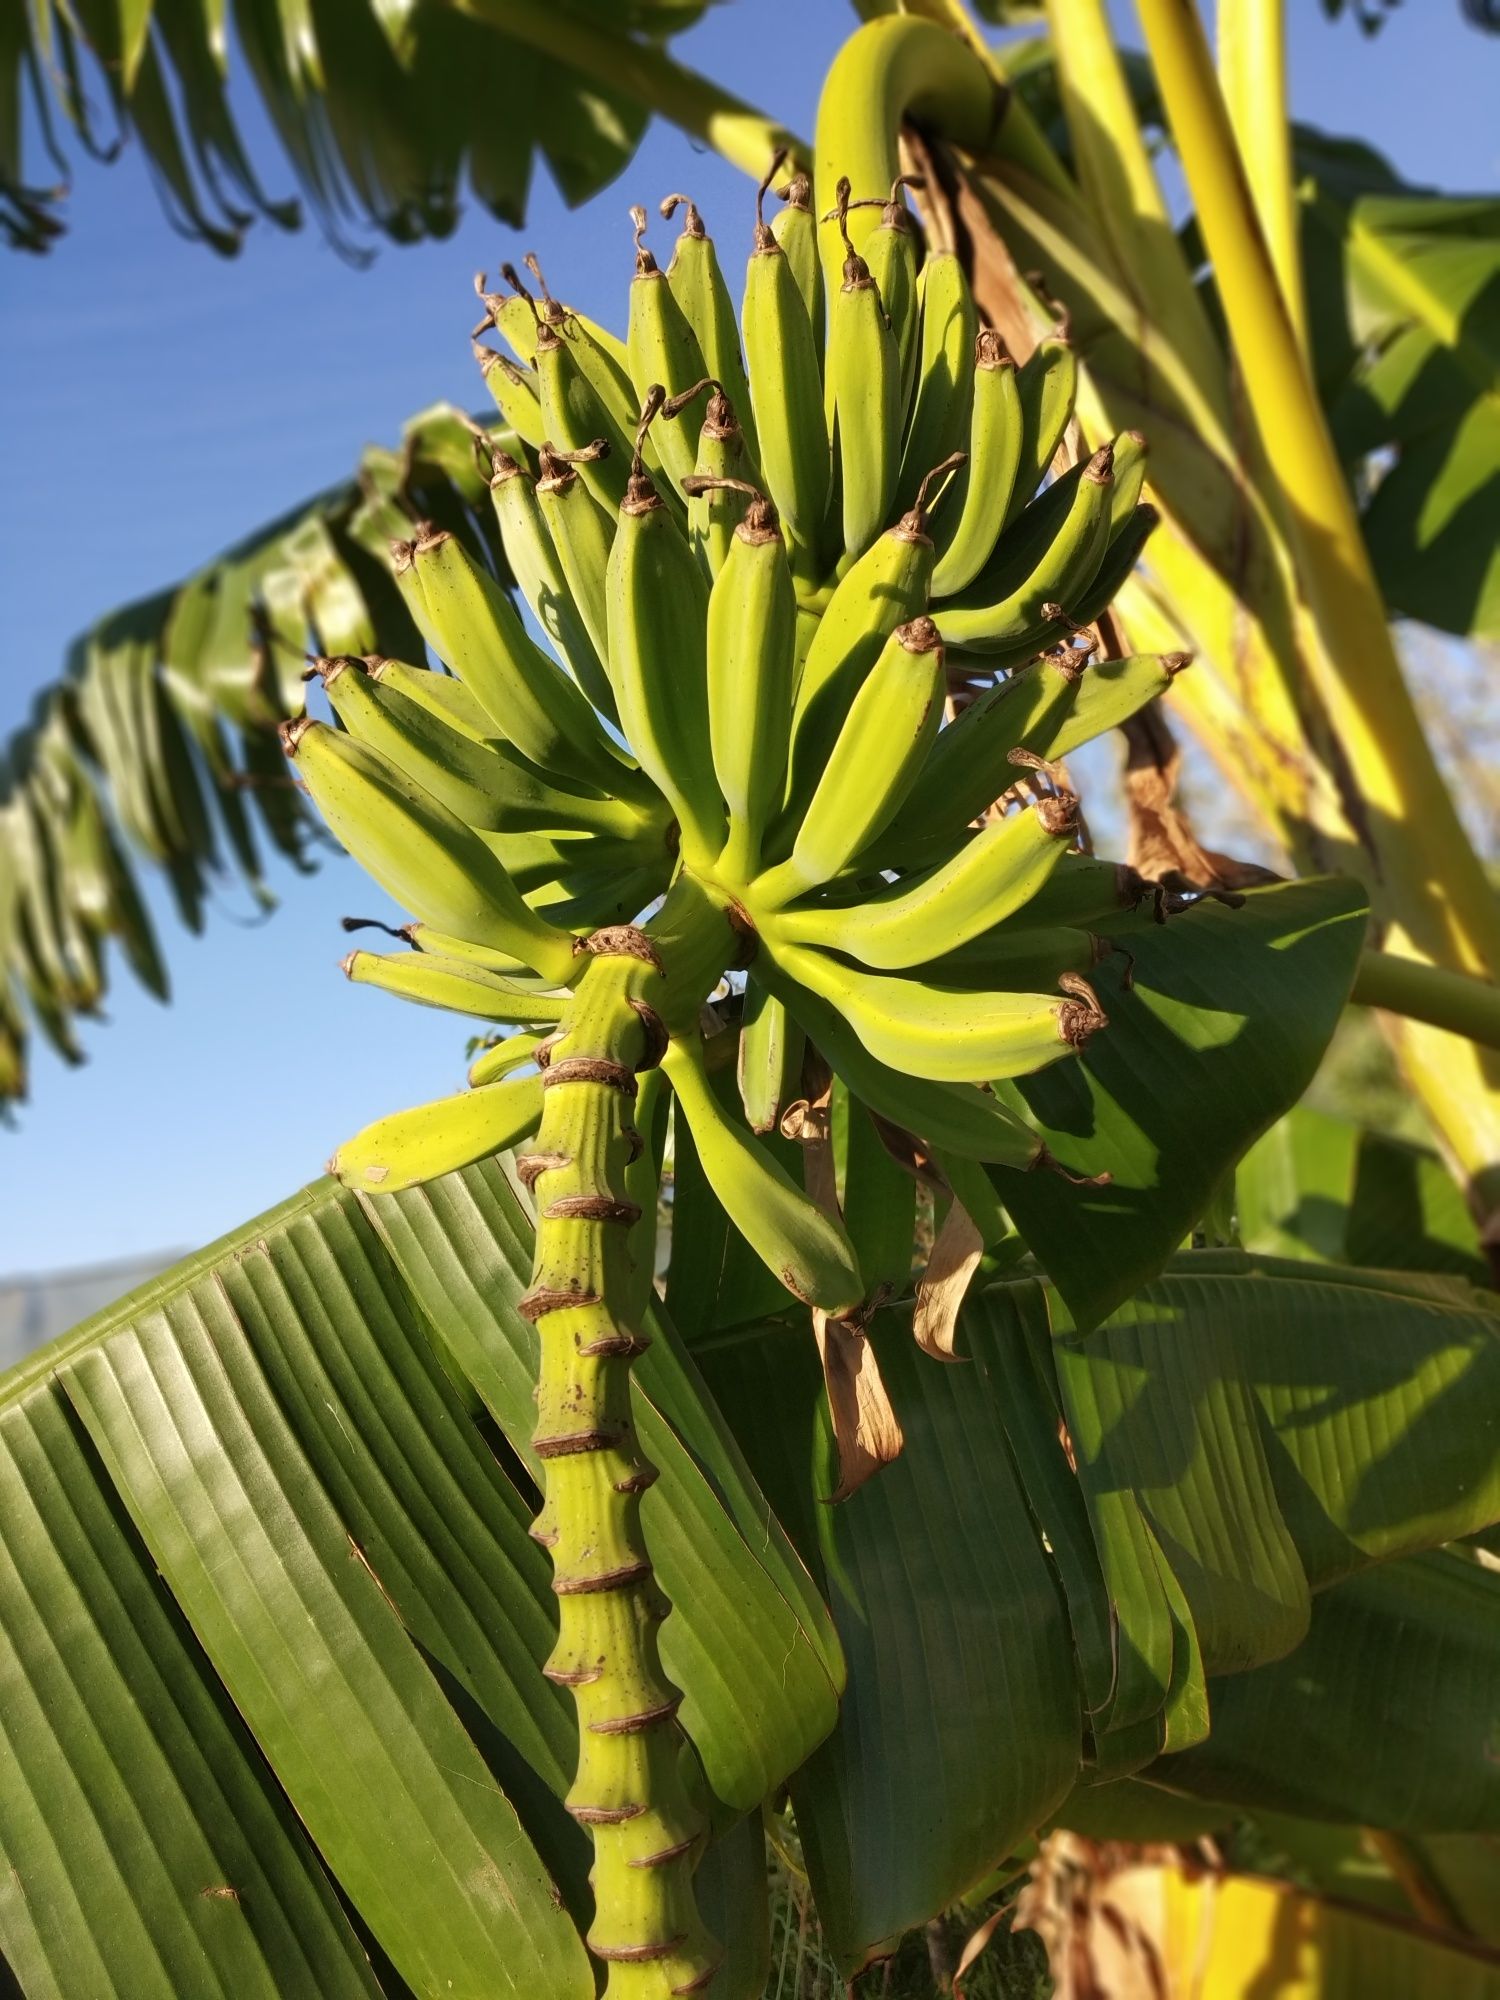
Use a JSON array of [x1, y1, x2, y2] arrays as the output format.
[[2, 1, 1496, 1277]]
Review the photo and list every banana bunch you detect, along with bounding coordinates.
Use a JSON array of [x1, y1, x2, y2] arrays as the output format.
[[287, 154, 1181, 1992]]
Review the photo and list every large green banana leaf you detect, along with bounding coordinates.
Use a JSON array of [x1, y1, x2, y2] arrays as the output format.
[[3, 0, 705, 255], [1, 1145, 1496, 1988], [0, 1157, 836, 1999], [0, 402, 498, 1104], [1239, 1103, 1489, 1280], [692, 1251, 1500, 1973]]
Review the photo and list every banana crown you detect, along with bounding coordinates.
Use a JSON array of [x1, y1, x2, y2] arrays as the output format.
[[291, 157, 1188, 1292]]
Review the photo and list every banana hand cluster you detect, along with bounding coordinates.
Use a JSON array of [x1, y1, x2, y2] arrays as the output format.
[[288, 150, 1183, 1995]]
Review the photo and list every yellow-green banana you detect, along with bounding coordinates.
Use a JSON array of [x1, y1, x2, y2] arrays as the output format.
[[625, 208, 711, 497], [771, 794, 1079, 970], [331, 1071, 544, 1194], [921, 924, 1101, 992], [343, 947, 566, 1023], [771, 938, 1101, 1084], [319, 656, 647, 840], [760, 615, 945, 906], [743, 174, 830, 578], [931, 331, 1024, 595], [1008, 332, 1077, 523], [823, 177, 900, 559], [604, 412, 724, 866], [280, 718, 576, 983], [533, 446, 617, 684], [663, 1037, 863, 1314], [896, 250, 977, 517], [660, 195, 758, 465], [935, 443, 1117, 655], [672, 383, 752, 577], [360, 654, 496, 742], [485, 447, 617, 725], [467, 1029, 547, 1087], [400, 528, 640, 798], [737, 979, 804, 1135], [474, 343, 544, 449], [857, 178, 919, 401], [690, 482, 795, 883], [769, 165, 823, 347]]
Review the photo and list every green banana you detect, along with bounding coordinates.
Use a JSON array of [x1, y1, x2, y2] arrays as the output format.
[[663, 1036, 863, 1314], [484, 446, 617, 724], [992, 851, 1154, 929], [687, 480, 796, 883], [660, 195, 758, 465], [512, 277, 633, 515], [877, 648, 1088, 855], [625, 207, 711, 498], [280, 718, 577, 983], [771, 793, 1079, 970], [473, 342, 545, 449], [533, 445, 617, 685], [318, 656, 647, 840], [896, 250, 977, 517], [467, 1030, 547, 1087], [517, 254, 638, 437], [935, 442, 1117, 655], [771, 937, 1102, 1084], [604, 402, 724, 867], [737, 979, 805, 1135], [1050, 649, 1191, 760], [343, 947, 566, 1024], [757, 956, 1043, 1168], [931, 331, 1024, 595], [857, 177, 919, 401], [671, 382, 752, 577], [1108, 428, 1150, 528], [331, 1071, 544, 1194], [778, 469, 951, 834], [760, 615, 945, 906], [743, 169, 830, 578], [400, 527, 641, 798], [769, 165, 823, 347], [360, 654, 496, 742], [1008, 332, 1078, 523], [823, 177, 900, 559]]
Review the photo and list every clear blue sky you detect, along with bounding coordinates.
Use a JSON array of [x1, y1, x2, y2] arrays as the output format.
[[1, 1, 1496, 1278]]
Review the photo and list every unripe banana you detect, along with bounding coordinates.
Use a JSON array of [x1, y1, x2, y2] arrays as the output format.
[[769, 167, 823, 347], [400, 528, 640, 799], [761, 615, 945, 906], [857, 178, 920, 401], [1108, 428, 1150, 528], [484, 446, 618, 725], [467, 1029, 547, 1087], [660, 195, 759, 465], [280, 718, 577, 983], [625, 208, 711, 497], [771, 938, 1102, 1084], [604, 407, 724, 866], [663, 1037, 864, 1314], [823, 178, 900, 560], [318, 656, 646, 840], [483, 260, 646, 475], [1049, 649, 1191, 761], [777, 476, 949, 835], [931, 331, 1024, 595], [771, 793, 1079, 970], [1009, 332, 1078, 523], [737, 979, 804, 1135], [878, 648, 1088, 856], [343, 947, 566, 1024], [360, 655, 497, 742], [688, 481, 796, 883], [473, 343, 545, 449], [528, 309, 633, 514], [757, 958, 1043, 1168], [533, 446, 617, 687], [1013, 852, 1155, 928], [398, 923, 536, 975], [743, 176, 830, 578], [896, 250, 977, 517], [672, 382, 752, 577], [935, 442, 1117, 655], [331, 1071, 544, 1194]]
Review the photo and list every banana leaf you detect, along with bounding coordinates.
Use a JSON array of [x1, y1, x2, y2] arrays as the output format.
[[4, 0, 702, 255], [0, 1158, 836, 1999], [692, 1249, 1500, 1973]]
